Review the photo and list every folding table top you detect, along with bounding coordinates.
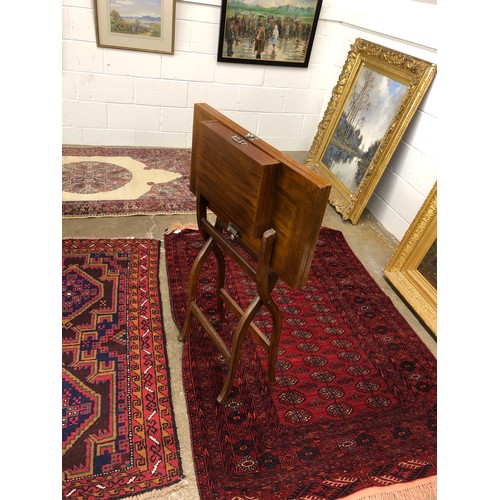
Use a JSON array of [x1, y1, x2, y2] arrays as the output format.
[[191, 103, 331, 290]]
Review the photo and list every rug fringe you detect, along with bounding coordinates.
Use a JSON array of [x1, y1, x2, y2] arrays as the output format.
[[120, 478, 194, 500], [341, 476, 437, 500], [122, 476, 437, 500], [62, 210, 196, 219]]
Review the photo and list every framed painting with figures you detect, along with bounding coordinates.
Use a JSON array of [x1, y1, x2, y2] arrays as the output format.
[[217, 0, 322, 67]]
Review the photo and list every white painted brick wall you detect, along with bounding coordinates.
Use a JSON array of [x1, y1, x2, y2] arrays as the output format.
[[163, 52, 217, 81], [107, 104, 161, 131], [83, 128, 137, 146], [135, 79, 189, 107], [63, 40, 104, 73], [161, 107, 194, 133], [215, 64, 265, 86], [62, 100, 107, 128], [61, 0, 438, 240], [137, 131, 190, 148], [258, 114, 304, 138], [104, 50, 162, 78], [75, 74, 134, 103], [264, 68, 311, 89], [238, 88, 286, 112], [191, 22, 220, 53], [222, 111, 259, 134], [187, 83, 239, 110], [284, 89, 324, 114]]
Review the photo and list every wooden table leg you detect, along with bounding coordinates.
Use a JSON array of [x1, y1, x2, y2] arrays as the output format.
[[217, 295, 263, 403], [212, 232, 226, 324], [179, 236, 216, 342], [256, 229, 281, 383], [181, 203, 283, 403]]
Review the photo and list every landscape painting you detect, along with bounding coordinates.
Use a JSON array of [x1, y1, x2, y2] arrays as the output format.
[[217, 0, 323, 67], [306, 38, 437, 224], [94, 0, 176, 54], [321, 66, 407, 194], [108, 0, 162, 37]]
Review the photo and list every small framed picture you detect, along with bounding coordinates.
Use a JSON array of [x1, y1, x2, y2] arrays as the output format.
[[94, 0, 176, 55]]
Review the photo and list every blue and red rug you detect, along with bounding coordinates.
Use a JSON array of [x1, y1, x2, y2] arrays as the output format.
[[62, 238, 183, 498], [164, 227, 437, 499]]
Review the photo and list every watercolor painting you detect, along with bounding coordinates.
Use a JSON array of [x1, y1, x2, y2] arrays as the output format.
[[95, 0, 175, 54], [108, 0, 162, 37]]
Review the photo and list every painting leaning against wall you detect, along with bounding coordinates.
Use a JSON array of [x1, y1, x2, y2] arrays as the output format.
[[217, 0, 323, 67], [321, 67, 407, 194], [94, 0, 176, 54], [306, 38, 437, 224], [385, 182, 437, 335]]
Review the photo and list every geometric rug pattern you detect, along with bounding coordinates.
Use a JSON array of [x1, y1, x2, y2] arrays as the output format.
[[164, 227, 437, 499], [62, 238, 182, 498], [62, 146, 195, 218]]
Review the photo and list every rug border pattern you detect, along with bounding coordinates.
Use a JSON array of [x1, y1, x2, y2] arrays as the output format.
[[164, 227, 437, 500], [62, 238, 184, 499]]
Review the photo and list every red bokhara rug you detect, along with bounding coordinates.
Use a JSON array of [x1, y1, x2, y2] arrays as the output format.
[[62, 239, 183, 498], [164, 227, 437, 500], [62, 146, 195, 218]]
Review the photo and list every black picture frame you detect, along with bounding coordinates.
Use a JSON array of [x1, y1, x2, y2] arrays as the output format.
[[217, 0, 323, 67]]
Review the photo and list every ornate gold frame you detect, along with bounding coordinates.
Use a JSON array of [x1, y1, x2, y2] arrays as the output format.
[[306, 38, 437, 224], [385, 183, 437, 335]]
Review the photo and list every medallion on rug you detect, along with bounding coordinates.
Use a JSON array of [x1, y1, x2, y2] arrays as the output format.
[[62, 146, 196, 217], [164, 227, 437, 500], [62, 239, 183, 498]]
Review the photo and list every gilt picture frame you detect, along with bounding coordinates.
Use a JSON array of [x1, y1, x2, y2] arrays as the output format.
[[385, 183, 437, 335], [94, 0, 176, 54], [306, 38, 437, 224], [217, 0, 323, 67]]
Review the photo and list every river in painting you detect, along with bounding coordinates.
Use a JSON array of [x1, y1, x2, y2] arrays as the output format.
[[322, 142, 367, 193], [321, 66, 408, 194]]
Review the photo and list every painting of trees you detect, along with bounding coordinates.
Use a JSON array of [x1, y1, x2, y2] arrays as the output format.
[[321, 66, 407, 193]]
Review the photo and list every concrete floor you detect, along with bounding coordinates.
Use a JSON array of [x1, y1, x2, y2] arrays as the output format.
[[62, 153, 437, 499]]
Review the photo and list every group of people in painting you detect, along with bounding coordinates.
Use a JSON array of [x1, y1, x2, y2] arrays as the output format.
[[225, 13, 311, 59]]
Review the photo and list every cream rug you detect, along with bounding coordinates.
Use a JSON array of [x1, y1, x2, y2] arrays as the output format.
[[62, 146, 196, 217]]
